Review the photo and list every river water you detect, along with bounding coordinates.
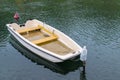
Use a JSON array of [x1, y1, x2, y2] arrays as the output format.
[[0, 0, 120, 80]]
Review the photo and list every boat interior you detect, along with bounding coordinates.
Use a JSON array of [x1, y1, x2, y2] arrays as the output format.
[[10, 20, 74, 55]]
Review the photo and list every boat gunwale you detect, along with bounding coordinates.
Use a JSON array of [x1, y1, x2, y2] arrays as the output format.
[[7, 26, 64, 61], [7, 24, 80, 60], [6, 19, 82, 62]]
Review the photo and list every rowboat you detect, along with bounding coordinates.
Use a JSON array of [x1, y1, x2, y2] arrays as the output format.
[[6, 19, 83, 63]]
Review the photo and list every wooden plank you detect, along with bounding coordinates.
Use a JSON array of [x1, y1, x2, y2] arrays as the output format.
[[32, 36, 58, 45]]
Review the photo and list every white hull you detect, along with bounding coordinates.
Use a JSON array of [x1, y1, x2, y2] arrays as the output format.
[[7, 19, 83, 63]]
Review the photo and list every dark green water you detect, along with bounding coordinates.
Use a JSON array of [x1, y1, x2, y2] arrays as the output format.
[[0, 0, 120, 80]]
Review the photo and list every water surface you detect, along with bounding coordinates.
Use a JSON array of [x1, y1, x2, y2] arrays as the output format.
[[0, 0, 120, 80]]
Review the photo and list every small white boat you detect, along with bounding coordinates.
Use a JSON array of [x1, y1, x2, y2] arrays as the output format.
[[6, 19, 83, 63]]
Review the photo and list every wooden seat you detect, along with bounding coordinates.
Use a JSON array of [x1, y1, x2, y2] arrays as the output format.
[[32, 35, 58, 44]]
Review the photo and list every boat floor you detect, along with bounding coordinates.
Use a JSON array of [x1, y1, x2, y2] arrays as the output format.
[[38, 40, 74, 55], [20, 30, 74, 55], [20, 30, 49, 41]]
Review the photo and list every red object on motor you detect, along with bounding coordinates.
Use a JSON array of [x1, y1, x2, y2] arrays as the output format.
[[14, 12, 19, 21]]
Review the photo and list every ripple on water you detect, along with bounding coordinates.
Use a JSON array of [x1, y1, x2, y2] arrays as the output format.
[[0, 31, 9, 47]]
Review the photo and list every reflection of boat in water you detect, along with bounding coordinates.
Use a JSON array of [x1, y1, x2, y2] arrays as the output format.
[[9, 36, 83, 75]]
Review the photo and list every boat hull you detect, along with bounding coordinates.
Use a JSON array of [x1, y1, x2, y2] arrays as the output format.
[[8, 27, 64, 63], [6, 19, 82, 63]]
